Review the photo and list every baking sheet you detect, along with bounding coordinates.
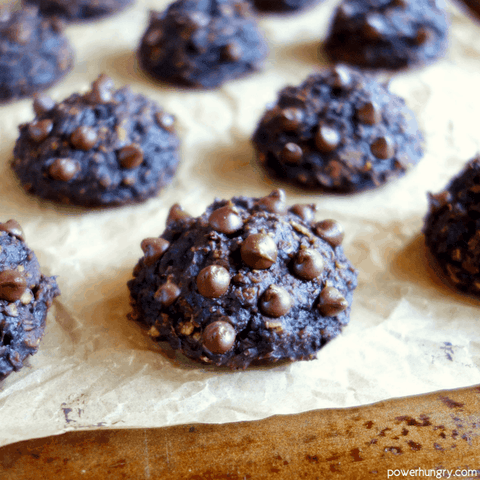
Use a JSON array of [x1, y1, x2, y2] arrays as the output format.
[[1, 0, 480, 448]]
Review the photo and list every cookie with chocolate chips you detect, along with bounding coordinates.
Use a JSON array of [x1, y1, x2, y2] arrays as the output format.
[[324, 0, 448, 70], [252, 65, 423, 192], [128, 189, 358, 369], [0, 220, 60, 380], [0, 5, 73, 103], [138, 0, 268, 89], [23, 0, 134, 22], [423, 157, 480, 296], [252, 0, 321, 13], [12, 75, 180, 207]]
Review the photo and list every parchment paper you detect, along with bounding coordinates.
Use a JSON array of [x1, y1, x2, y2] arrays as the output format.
[[1, 0, 480, 448]]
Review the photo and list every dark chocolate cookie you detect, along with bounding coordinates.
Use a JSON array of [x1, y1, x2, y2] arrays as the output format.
[[23, 0, 134, 22], [138, 0, 268, 89], [12, 75, 180, 208], [252, 0, 321, 13], [0, 6, 73, 103], [252, 65, 423, 193], [423, 157, 480, 296], [0, 220, 60, 380], [324, 0, 449, 70], [128, 190, 358, 369]]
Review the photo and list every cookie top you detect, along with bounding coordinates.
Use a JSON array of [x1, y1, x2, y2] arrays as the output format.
[[0, 6, 73, 103], [0, 220, 60, 380], [252, 0, 321, 13], [23, 0, 134, 22], [128, 190, 358, 369], [252, 65, 424, 193], [12, 75, 180, 208], [423, 157, 480, 296], [138, 0, 268, 89], [324, 0, 449, 70]]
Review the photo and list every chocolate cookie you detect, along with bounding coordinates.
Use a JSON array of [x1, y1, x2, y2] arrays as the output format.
[[12, 75, 180, 208], [423, 157, 480, 296], [0, 220, 60, 380], [138, 0, 268, 89], [324, 0, 449, 70], [128, 190, 358, 369], [24, 0, 134, 22], [252, 65, 423, 193], [252, 0, 320, 13], [0, 6, 73, 103]]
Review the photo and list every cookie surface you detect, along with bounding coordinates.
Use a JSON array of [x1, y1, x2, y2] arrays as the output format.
[[0, 6, 73, 103], [424, 157, 480, 296], [128, 190, 358, 369], [24, 0, 134, 21], [0, 220, 60, 380], [324, 0, 449, 70], [12, 75, 180, 208], [252, 0, 320, 13], [138, 0, 268, 89], [252, 65, 423, 193]]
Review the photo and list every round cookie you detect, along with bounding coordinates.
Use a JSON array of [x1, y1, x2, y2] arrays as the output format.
[[423, 157, 480, 296], [0, 6, 73, 103], [324, 0, 449, 70], [0, 220, 60, 380], [128, 190, 358, 369], [12, 75, 180, 208], [252, 65, 424, 193], [23, 0, 134, 22], [138, 0, 268, 89], [252, 0, 321, 13]]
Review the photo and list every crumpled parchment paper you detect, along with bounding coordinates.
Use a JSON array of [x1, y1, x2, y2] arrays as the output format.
[[1, 0, 480, 448]]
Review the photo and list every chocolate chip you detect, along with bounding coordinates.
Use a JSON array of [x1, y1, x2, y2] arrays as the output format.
[[314, 219, 344, 247], [281, 143, 303, 164], [70, 126, 98, 150], [257, 189, 287, 214], [167, 204, 192, 224], [278, 108, 303, 131], [293, 249, 325, 280], [315, 124, 340, 153], [259, 285, 293, 317], [241, 233, 277, 269], [118, 144, 144, 169], [154, 280, 181, 307], [415, 27, 431, 45], [318, 286, 348, 316], [28, 119, 53, 143], [357, 101, 381, 125], [290, 204, 316, 223], [155, 111, 175, 132], [328, 65, 351, 89], [197, 265, 230, 298], [371, 136, 395, 159], [202, 320, 236, 354], [49, 158, 79, 182], [222, 42, 242, 61], [363, 14, 384, 40], [88, 75, 114, 103], [0, 270, 27, 302], [33, 95, 55, 116], [145, 28, 163, 46], [209, 205, 243, 234], [141, 237, 170, 266], [0, 220, 25, 241]]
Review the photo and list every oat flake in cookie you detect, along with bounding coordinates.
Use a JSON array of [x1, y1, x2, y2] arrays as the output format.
[[324, 0, 448, 70], [0, 220, 60, 380], [0, 6, 73, 103], [12, 75, 180, 208], [138, 0, 268, 89], [24, 0, 134, 22], [423, 157, 480, 296], [128, 190, 358, 369], [252, 65, 423, 193]]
